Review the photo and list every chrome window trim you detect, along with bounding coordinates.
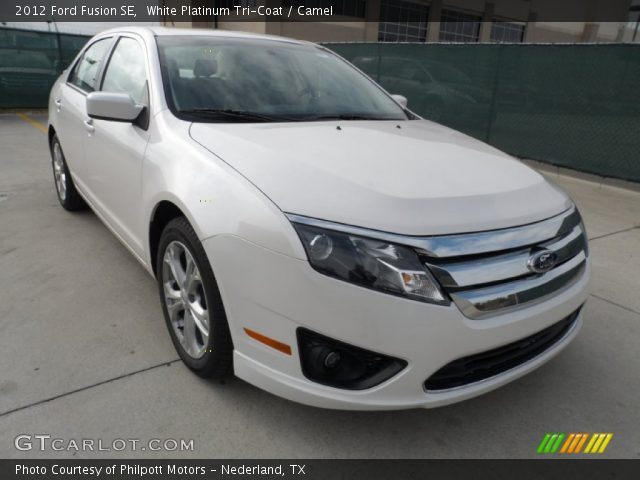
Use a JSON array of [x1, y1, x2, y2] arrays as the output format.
[[286, 206, 579, 258]]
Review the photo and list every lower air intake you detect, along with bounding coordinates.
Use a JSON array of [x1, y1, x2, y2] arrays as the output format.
[[425, 308, 581, 391]]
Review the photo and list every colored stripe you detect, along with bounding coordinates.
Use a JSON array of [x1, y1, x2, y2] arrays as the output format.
[[550, 433, 565, 453], [544, 434, 558, 453], [567, 434, 582, 453], [584, 434, 598, 453], [597, 434, 613, 454], [590, 434, 606, 454], [244, 328, 292, 355], [560, 433, 575, 454], [537, 434, 552, 454], [574, 433, 589, 453], [16, 113, 47, 134]]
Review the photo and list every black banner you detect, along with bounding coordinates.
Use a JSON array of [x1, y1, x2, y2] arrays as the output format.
[[2, 460, 640, 480], [0, 0, 635, 23], [4, 1, 366, 23]]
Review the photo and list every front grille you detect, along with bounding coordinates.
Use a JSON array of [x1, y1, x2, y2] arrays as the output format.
[[424, 309, 580, 391], [423, 207, 588, 319]]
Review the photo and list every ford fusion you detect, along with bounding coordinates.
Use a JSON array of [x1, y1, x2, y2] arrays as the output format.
[[47, 27, 590, 410]]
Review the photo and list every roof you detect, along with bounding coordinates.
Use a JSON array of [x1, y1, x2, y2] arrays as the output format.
[[97, 25, 308, 46]]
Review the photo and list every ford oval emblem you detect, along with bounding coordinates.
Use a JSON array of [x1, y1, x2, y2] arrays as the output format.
[[527, 250, 558, 273]]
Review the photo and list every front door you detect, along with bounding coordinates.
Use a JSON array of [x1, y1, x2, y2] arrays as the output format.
[[84, 35, 151, 257], [55, 36, 114, 187]]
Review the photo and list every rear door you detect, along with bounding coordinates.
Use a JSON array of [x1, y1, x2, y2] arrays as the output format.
[[84, 34, 151, 256], [54, 36, 114, 189]]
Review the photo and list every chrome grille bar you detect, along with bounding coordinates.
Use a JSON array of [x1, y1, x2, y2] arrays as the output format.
[[287, 206, 587, 319], [449, 252, 586, 319], [427, 224, 586, 289]]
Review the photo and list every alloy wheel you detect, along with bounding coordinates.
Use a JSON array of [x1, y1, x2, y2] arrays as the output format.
[[52, 142, 67, 202], [162, 241, 210, 359]]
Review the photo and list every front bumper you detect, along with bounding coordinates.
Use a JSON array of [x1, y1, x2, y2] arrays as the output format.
[[203, 235, 590, 410]]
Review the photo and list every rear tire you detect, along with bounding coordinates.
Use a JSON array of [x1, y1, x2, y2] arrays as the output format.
[[50, 134, 86, 211], [156, 217, 233, 379]]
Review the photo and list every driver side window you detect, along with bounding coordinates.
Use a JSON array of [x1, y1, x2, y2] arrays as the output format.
[[68, 38, 112, 93], [101, 37, 148, 105]]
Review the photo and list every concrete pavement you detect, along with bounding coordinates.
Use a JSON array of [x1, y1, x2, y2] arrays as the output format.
[[1, 112, 639, 459]]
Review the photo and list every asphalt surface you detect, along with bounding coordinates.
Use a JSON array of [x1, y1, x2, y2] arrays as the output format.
[[1, 112, 639, 459]]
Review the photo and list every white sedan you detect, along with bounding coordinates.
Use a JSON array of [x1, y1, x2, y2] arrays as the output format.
[[48, 27, 590, 410]]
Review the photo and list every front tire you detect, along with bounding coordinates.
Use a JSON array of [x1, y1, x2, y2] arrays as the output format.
[[50, 134, 86, 211], [156, 217, 233, 379]]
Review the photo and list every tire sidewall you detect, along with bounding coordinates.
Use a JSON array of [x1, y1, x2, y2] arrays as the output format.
[[156, 219, 231, 375], [50, 135, 84, 211]]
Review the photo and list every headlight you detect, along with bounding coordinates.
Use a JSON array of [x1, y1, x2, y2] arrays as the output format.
[[291, 222, 448, 305]]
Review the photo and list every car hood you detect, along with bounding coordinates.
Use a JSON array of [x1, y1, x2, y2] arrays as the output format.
[[189, 120, 571, 235]]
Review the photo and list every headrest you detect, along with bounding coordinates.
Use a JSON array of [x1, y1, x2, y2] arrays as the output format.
[[166, 58, 179, 78], [193, 58, 217, 77]]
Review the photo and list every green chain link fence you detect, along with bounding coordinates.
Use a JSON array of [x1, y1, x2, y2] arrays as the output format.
[[0, 27, 89, 108], [326, 42, 640, 182], [1, 26, 638, 182]]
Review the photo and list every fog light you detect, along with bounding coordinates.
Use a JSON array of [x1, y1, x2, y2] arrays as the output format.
[[297, 328, 407, 390], [323, 350, 341, 369]]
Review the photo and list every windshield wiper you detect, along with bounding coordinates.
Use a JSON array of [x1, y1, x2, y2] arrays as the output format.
[[179, 108, 296, 123], [303, 114, 395, 121]]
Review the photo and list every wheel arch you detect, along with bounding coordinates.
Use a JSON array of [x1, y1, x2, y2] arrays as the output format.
[[149, 200, 188, 278]]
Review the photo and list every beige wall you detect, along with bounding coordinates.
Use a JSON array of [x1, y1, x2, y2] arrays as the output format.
[[162, 21, 194, 28], [217, 21, 268, 35], [527, 22, 628, 42], [266, 21, 368, 42]]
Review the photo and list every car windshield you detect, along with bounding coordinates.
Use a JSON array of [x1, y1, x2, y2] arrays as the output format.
[[156, 36, 408, 123]]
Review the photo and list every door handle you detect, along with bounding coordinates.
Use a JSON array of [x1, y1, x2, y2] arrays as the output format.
[[83, 118, 95, 134]]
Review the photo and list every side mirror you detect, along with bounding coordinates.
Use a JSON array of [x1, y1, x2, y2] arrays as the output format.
[[391, 94, 408, 109], [86, 92, 144, 122]]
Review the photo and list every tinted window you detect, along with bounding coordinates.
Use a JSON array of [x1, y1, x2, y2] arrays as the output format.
[[101, 37, 148, 104], [68, 38, 112, 93], [157, 36, 407, 122]]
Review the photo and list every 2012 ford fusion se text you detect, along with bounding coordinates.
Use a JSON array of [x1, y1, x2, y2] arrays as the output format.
[[47, 27, 590, 410]]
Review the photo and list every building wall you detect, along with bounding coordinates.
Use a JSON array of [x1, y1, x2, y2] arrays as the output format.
[[217, 21, 268, 35], [266, 22, 369, 42], [198, 0, 635, 44]]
